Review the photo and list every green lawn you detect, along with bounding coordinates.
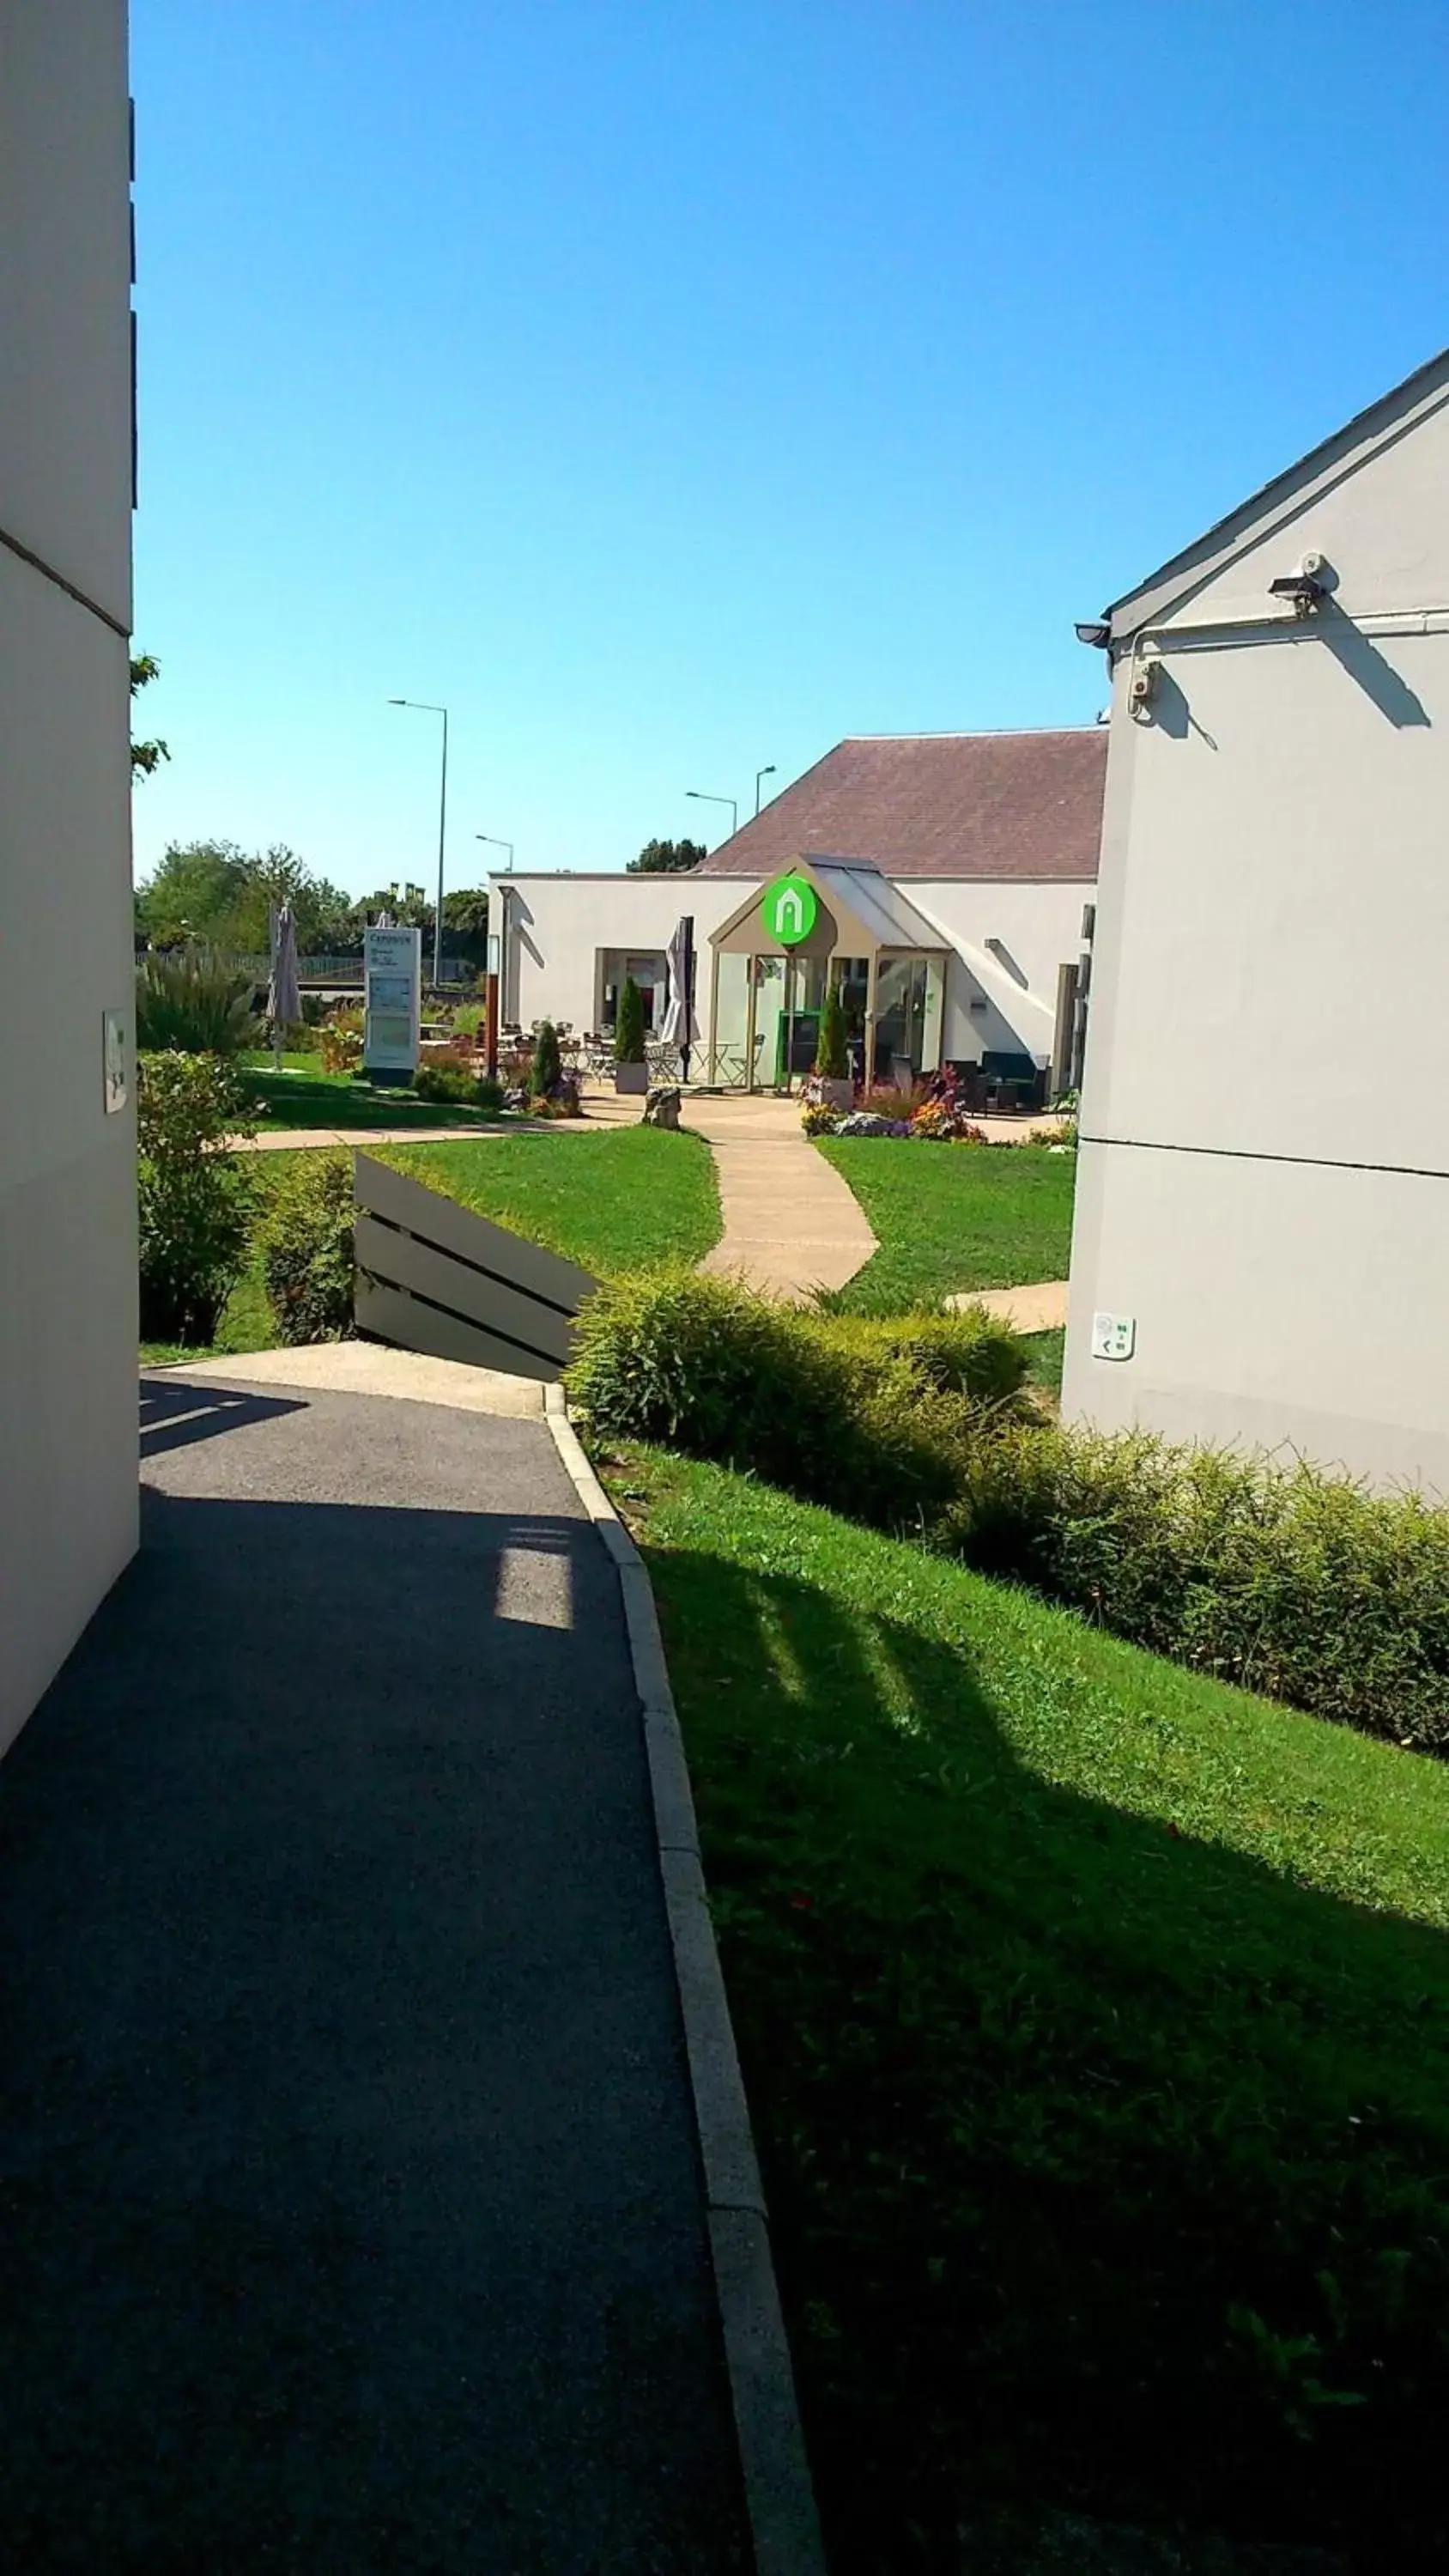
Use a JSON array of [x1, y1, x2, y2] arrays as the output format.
[[609, 1446, 1449, 2574], [817, 1139, 1076, 1312], [238, 1060, 504, 1131], [389, 1127, 720, 1278]]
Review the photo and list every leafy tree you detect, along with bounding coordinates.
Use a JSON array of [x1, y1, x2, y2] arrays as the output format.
[[615, 975, 647, 1066], [135, 840, 252, 948], [626, 838, 706, 875], [130, 653, 169, 781]]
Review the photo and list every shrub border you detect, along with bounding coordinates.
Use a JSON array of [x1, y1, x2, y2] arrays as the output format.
[[543, 1384, 827, 2576]]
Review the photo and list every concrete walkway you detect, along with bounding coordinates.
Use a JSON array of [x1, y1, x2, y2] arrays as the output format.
[[689, 1093, 877, 1302], [949, 1278, 1070, 1333], [0, 1373, 749, 2573]]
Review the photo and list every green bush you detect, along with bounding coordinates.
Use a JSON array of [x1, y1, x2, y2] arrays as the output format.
[[530, 1020, 563, 1098], [259, 1151, 355, 1344], [413, 1051, 504, 1109], [567, 1271, 1011, 1531], [949, 1421, 1449, 1755], [137, 1051, 258, 1344], [828, 1306, 1031, 1409], [136, 951, 259, 1056], [815, 979, 849, 1079], [615, 975, 646, 1066], [320, 1006, 363, 1074]]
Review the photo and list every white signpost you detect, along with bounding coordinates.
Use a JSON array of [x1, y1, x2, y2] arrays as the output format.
[[363, 925, 421, 1082]]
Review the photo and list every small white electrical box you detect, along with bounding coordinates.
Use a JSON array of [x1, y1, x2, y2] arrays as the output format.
[[1091, 1311, 1136, 1363]]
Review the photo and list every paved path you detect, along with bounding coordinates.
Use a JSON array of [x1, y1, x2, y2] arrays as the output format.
[[688, 1093, 877, 1302], [949, 1278, 1070, 1332], [0, 1374, 749, 2574]]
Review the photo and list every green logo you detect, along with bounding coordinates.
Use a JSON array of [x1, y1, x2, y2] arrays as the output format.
[[761, 872, 818, 946]]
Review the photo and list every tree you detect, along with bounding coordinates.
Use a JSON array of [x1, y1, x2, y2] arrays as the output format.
[[615, 975, 646, 1066], [627, 838, 706, 875], [135, 840, 252, 948], [130, 653, 169, 781]]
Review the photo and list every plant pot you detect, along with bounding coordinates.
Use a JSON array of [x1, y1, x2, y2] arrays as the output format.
[[818, 1077, 854, 1113], [614, 1061, 649, 1096]]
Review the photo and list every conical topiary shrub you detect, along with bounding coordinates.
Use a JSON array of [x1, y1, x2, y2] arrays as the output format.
[[815, 978, 849, 1080], [530, 1019, 562, 1099], [615, 976, 646, 1066]]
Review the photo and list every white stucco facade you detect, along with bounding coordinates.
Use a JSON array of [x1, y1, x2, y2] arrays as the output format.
[[1064, 351, 1449, 1491], [492, 866, 1089, 1078], [1, 2, 137, 1751]]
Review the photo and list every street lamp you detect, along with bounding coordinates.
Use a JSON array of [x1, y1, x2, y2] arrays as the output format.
[[476, 834, 514, 872], [388, 697, 448, 987], [686, 788, 738, 843], [755, 763, 776, 817]]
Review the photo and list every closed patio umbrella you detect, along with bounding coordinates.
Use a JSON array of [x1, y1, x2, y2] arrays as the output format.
[[660, 915, 698, 1079], [268, 902, 301, 1068]]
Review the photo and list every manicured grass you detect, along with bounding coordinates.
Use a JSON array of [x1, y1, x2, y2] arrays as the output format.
[[239, 1061, 504, 1130], [817, 1139, 1075, 1312], [390, 1127, 721, 1277], [609, 1445, 1449, 2573]]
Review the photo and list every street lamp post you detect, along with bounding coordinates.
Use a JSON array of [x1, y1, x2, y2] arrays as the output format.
[[476, 834, 514, 872], [755, 763, 776, 817], [685, 788, 738, 845], [388, 697, 448, 987]]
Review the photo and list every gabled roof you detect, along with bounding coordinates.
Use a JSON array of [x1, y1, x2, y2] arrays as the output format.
[[1102, 344, 1449, 641], [711, 856, 950, 951], [694, 730, 1106, 881]]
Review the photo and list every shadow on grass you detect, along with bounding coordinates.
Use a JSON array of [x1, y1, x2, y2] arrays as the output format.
[[646, 1545, 1449, 2576]]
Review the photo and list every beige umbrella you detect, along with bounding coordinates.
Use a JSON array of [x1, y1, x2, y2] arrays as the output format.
[[268, 903, 301, 1069]]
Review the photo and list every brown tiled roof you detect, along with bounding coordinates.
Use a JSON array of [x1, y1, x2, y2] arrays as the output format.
[[694, 729, 1106, 880]]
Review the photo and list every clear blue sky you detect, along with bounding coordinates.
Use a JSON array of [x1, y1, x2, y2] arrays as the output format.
[[131, 0, 1449, 892]]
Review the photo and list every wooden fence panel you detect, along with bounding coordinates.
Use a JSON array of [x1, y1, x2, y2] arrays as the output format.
[[353, 1151, 597, 1382]]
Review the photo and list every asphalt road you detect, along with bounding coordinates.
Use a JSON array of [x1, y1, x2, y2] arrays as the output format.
[[0, 1376, 748, 2574]]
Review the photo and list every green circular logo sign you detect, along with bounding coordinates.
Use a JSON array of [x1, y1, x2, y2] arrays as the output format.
[[761, 872, 818, 946]]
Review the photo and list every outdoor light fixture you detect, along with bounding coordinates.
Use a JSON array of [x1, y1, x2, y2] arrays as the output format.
[[1075, 619, 1111, 648], [1268, 552, 1328, 618]]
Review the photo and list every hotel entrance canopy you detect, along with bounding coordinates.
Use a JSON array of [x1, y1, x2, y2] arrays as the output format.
[[706, 855, 951, 1091]]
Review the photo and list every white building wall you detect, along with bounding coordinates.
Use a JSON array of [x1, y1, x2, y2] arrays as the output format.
[[0, 1, 137, 1753], [494, 869, 1092, 1068], [905, 878, 1090, 1064], [1064, 374, 1449, 1490], [491, 874, 757, 1038]]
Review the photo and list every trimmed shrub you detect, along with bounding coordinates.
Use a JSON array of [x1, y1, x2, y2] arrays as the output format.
[[530, 1020, 563, 1099], [567, 1270, 1009, 1531], [815, 981, 849, 1080], [615, 975, 646, 1067], [948, 1422, 1449, 1755], [413, 1050, 505, 1109], [136, 951, 259, 1056], [829, 1307, 1031, 1411], [137, 1050, 258, 1344], [260, 1151, 355, 1344], [320, 1007, 363, 1074]]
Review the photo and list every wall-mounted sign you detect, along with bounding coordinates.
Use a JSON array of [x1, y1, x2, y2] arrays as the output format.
[[364, 925, 421, 1077], [761, 872, 819, 947], [1091, 1311, 1137, 1362]]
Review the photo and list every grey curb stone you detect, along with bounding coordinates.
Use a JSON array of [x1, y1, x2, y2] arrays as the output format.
[[543, 1385, 827, 2576]]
